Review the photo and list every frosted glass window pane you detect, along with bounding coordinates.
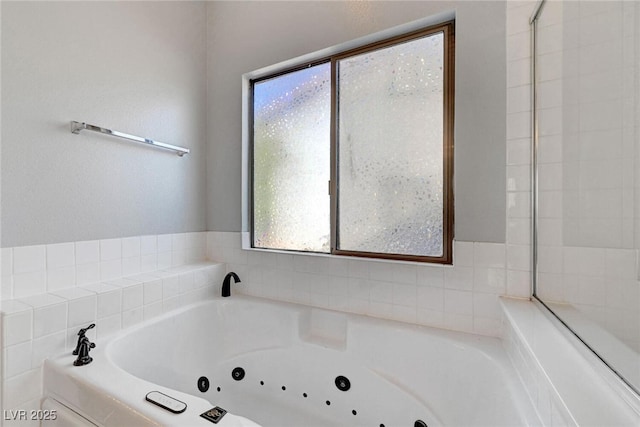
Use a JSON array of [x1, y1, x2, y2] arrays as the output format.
[[253, 63, 331, 252], [337, 33, 444, 257]]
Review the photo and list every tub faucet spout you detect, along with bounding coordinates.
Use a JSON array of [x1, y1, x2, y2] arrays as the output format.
[[222, 272, 241, 297]]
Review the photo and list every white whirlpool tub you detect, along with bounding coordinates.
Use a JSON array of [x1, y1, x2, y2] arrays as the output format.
[[43, 295, 540, 426]]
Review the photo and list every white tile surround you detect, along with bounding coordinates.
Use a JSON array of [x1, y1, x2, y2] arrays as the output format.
[[207, 232, 526, 337], [0, 232, 227, 424], [505, 2, 640, 424], [0, 231, 527, 424], [1, 1, 639, 425], [529, 0, 640, 354]]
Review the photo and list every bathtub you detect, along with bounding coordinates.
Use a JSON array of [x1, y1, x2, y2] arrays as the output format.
[[43, 295, 540, 426]]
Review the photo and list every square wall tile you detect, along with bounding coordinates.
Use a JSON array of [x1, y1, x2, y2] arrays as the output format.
[[444, 267, 473, 291], [416, 266, 444, 288], [97, 290, 122, 319], [122, 257, 141, 277], [507, 138, 531, 166], [417, 286, 444, 311], [157, 235, 172, 253], [172, 234, 186, 252], [143, 302, 163, 320], [100, 239, 122, 261], [348, 260, 369, 279], [367, 262, 395, 282], [392, 283, 417, 307], [3, 367, 42, 409], [46, 267, 76, 291], [143, 279, 163, 304], [391, 305, 417, 324], [96, 314, 121, 339], [474, 243, 506, 268], [67, 295, 97, 329], [140, 254, 158, 273], [122, 308, 143, 329], [75, 240, 99, 265], [141, 236, 158, 255], [417, 308, 444, 328], [507, 192, 531, 219], [100, 259, 122, 281], [162, 276, 181, 299], [508, 57, 531, 88], [76, 262, 101, 286], [13, 245, 46, 274], [122, 285, 143, 311], [122, 237, 141, 258], [444, 289, 473, 316], [453, 241, 474, 267], [474, 317, 502, 337], [473, 293, 501, 319], [2, 275, 14, 300], [31, 331, 65, 369], [369, 280, 394, 303], [4, 341, 32, 378], [2, 248, 13, 276], [46, 243, 75, 269], [3, 309, 32, 346], [507, 270, 531, 298], [13, 271, 46, 298], [444, 312, 473, 333], [33, 303, 67, 338], [474, 268, 507, 295], [507, 245, 531, 272]]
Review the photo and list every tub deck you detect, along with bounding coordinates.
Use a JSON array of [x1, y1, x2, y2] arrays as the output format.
[[44, 295, 540, 426]]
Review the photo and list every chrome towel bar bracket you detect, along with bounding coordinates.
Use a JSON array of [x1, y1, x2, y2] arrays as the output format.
[[70, 121, 190, 157]]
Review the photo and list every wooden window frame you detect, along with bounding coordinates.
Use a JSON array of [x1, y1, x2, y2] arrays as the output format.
[[250, 21, 455, 264]]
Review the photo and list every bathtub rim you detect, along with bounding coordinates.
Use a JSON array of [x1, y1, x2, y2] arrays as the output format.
[[104, 294, 540, 426], [45, 294, 539, 427], [501, 296, 640, 426], [102, 293, 519, 378]]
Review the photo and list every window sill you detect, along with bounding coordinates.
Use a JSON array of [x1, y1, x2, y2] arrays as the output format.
[[241, 232, 455, 268]]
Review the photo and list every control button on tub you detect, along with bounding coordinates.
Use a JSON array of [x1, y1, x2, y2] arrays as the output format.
[[145, 391, 187, 414]]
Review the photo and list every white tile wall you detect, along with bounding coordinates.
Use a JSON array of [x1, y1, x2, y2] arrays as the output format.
[[207, 232, 510, 338], [1, 233, 208, 300], [0, 232, 221, 418], [528, 0, 640, 353]]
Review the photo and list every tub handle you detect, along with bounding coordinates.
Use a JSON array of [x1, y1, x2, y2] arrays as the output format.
[[72, 323, 96, 366]]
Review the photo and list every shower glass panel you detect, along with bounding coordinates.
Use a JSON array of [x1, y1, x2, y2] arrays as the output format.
[[534, 1, 640, 393]]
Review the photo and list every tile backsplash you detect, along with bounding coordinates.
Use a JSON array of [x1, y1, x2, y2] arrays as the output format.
[[1, 232, 207, 300], [0, 230, 528, 423], [0, 232, 224, 424], [208, 231, 530, 338]]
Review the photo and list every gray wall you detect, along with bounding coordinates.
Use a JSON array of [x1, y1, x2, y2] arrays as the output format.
[[1, 1, 506, 247], [206, 1, 506, 243], [1, 1, 208, 247]]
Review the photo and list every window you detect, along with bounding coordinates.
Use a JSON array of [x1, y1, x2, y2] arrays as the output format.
[[250, 22, 454, 263]]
